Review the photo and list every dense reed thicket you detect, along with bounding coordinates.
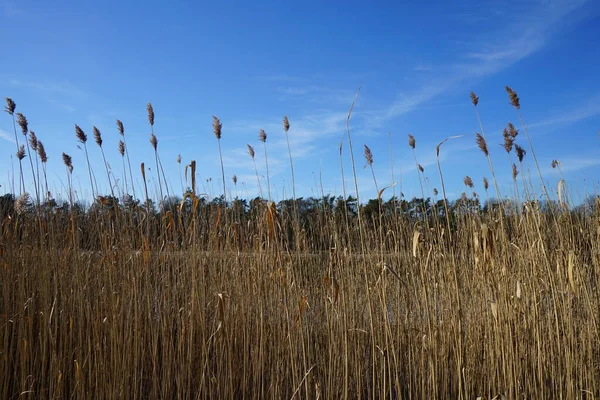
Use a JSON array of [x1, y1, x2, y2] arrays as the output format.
[[1, 88, 599, 399]]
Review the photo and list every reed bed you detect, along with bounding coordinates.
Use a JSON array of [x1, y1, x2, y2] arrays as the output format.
[[1, 90, 599, 399]]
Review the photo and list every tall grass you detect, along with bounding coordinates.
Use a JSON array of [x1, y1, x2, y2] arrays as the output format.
[[1, 88, 600, 399]]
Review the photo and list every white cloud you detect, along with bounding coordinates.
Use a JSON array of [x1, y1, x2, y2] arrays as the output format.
[[528, 94, 600, 129], [7, 79, 86, 97], [372, 0, 591, 122], [0, 129, 16, 144]]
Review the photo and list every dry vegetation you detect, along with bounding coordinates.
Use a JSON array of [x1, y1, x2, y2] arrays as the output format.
[[1, 88, 600, 399]]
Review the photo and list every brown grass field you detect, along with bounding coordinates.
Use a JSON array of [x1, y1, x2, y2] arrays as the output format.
[[1, 89, 599, 399]]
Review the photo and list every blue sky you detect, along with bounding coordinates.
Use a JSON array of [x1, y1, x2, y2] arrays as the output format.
[[1, 0, 599, 205]]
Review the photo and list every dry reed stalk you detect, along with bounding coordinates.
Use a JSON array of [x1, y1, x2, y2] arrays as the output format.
[[93, 126, 115, 198], [470, 92, 502, 201], [213, 116, 227, 207], [247, 144, 263, 198], [259, 129, 271, 201], [16, 113, 40, 205], [363, 145, 378, 193], [37, 141, 49, 201], [283, 116, 296, 202], [75, 124, 97, 199], [505, 86, 549, 199], [62, 152, 74, 206], [117, 119, 136, 199]]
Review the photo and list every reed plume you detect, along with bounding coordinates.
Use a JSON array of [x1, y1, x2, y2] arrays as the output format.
[[475, 133, 488, 156], [147, 103, 155, 126], [94, 126, 115, 197], [363, 144, 378, 192], [5, 98, 24, 194], [502, 128, 514, 153], [16, 113, 28, 135], [75, 124, 96, 198], [283, 116, 297, 217], [505, 86, 520, 109], [16, 113, 40, 204], [515, 144, 526, 163], [116, 119, 136, 198], [147, 103, 169, 206], [62, 152, 74, 206], [259, 129, 271, 201], [37, 141, 49, 200], [506, 86, 548, 199], [248, 144, 263, 198], [464, 176, 473, 188], [16, 145, 26, 160], [470, 92, 502, 202], [28, 131, 41, 203], [4, 97, 16, 115], [14, 193, 30, 215], [213, 116, 227, 210], [408, 134, 427, 218]]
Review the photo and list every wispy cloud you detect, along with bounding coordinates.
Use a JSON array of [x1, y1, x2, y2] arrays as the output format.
[[225, 110, 348, 179], [371, 0, 591, 123], [276, 85, 356, 105], [542, 157, 600, 175], [528, 94, 600, 130], [0, 129, 16, 144], [413, 64, 433, 72], [7, 79, 86, 98]]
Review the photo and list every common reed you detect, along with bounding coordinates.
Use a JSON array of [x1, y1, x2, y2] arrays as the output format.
[[247, 143, 263, 198], [75, 124, 96, 199], [2, 87, 599, 400]]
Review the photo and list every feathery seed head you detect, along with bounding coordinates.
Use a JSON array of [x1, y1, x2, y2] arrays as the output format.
[[475, 133, 489, 156], [212, 116, 222, 139], [507, 122, 518, 138], [433, 188, 438, 196], [29, 131, 38, 151], [283, 116, 290, 132], [247, 144, 255, 159], [483, 177, 489, 190], [147, 103, 155, 126], [232, 175, 237, 185], [464, 175, 474, 188], [470, 91, 479, 106], [37, 141, 47, 163], [503, 128, 514, 153], [418, 164, 424, 173], [75, 124, 87, 143], [14, 193, 30, 215], [515, 144, 526, 163], [177, 154, 181, 164], [119, 140, 125, 156], [4, 97, 16, 115], [505, 86, 520, 109], [150, 133, 158, 150], [259, 129, 267, 142], [16, 144, 26, 160], [93, 126, 103, 147], [551, 160, 560, 169], [512, 163, 519, 180], [62, 152, 73, 173], [16, 113, 28, 135], [408, 134, 416, 149], [116, 119, 124, 135], [364, 145, 373, 166]]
